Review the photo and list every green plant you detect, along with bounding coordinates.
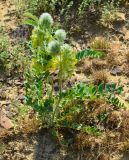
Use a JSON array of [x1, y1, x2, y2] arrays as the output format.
[[15, 0, 58, 16], [0, 30, 9, 69], [25, 13, 125, 136], [25, 13, 104, 135], [100, 1, 120, 26], [78, 0, 101, 15], [0, 26, 28, 74], [25, 12, 77, 127]]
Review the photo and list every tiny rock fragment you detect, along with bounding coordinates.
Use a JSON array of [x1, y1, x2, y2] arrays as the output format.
[[0, 113, 13, 130], [125, 96, 129, 102], [116, 12, 126, 21], [98, 154, 110, 160], [110, 67, 122, 76]]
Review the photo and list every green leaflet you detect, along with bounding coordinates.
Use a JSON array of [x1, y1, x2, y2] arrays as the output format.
[[24, 12, 39, 27], [24, 12, 39, 23], [24, 19, 38, 27], [76, 49, 104, 60]]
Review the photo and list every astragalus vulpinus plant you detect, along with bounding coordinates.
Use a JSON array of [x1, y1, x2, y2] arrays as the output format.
[[25, 12, 77, 127], [25, 13, 125, 136]]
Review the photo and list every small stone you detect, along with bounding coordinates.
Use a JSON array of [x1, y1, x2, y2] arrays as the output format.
[[54, 83, 59, 92], [0, 78, 4, 82], [82, 79, 91, 84], [125, 96, 129, 102], [0, 114, 14, 129], [119, 35, 124, 41], [67, 81, 72, 88], [116, 12, 126, 21], [18, 95, 24, 101], [110, 67, 122, 76], [14, 80, 23, 86], [77, 39, 82, 43], [76, 70, 81, 74], [1, 100, 11, 105]]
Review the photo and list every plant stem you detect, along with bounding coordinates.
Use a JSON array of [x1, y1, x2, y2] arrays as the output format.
[[59, 51, 63, 98], [51, 52, 63, 126]]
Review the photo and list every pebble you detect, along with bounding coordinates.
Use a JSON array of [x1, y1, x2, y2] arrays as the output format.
[[54, 83, 59, 92], [76, 70, 81, 74], [18, 95, 24, 101], [1, 100, 11, 105], [110, 67, 122, 76], [125, 96, 129, 102], [14, 80, 23, 86]]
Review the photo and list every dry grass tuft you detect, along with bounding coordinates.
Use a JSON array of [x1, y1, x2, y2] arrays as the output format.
[[81, 60, 93, 75], [15, 106, 42, 134], [90, 37, 111, 54], [74, 132, 103, 150], [19, 115, 42, 133], [106, 52, 119, 68], [75, 99, 113, 127], [92, 70, 108, 85], [106, 111, 122, 130], [98, 154, 110, 160], [123, 63, 129, 76], [92, 59, 107, 70], [119, 109, 129, 138]]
